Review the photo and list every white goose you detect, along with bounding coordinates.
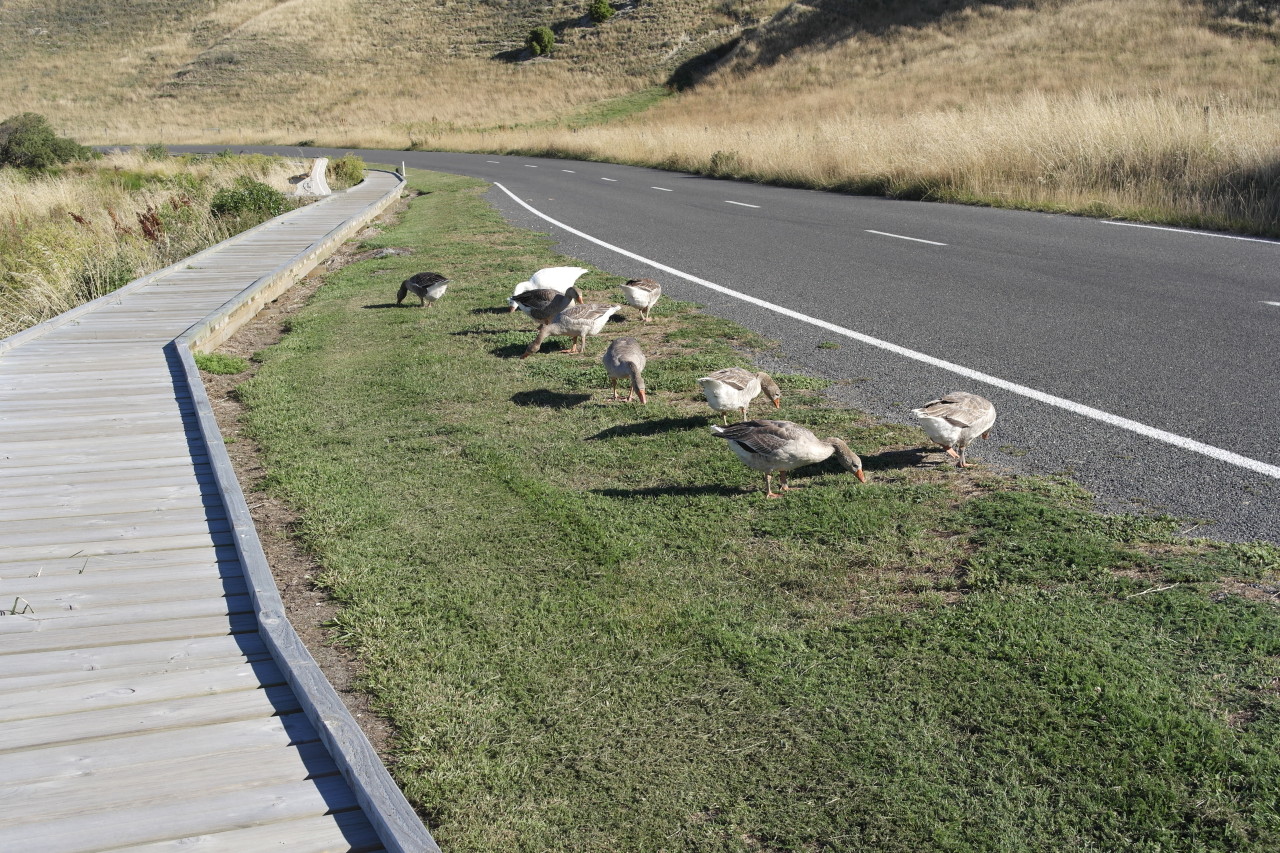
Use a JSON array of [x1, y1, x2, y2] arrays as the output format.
[[618, 278, 662, 322], [601, 337, 647, 403], [712, 419, 865, 498], [912, 391, 997, 468], [520, 303, 621, 358], [396, 272, 450, 308], [697, 368, 782, 424], [508, 266, 589, 311]]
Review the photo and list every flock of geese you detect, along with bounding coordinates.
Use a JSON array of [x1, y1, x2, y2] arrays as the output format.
[[398, 266, 998, 499]]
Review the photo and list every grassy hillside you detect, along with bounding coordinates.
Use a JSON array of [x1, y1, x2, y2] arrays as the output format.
[[2, 0, 1276, 232]]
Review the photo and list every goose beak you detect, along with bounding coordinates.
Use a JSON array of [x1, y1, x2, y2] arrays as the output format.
[[854, 469, 866, 483], [637, 388, 647, 404], [772, 399, 781, 409]]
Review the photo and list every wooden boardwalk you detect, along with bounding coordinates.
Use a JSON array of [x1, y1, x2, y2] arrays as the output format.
[[0, 170, 439, 852]]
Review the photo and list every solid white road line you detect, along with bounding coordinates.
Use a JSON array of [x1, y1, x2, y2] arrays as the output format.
[[1264, 301, 1280, 307], [1103, 220, 1280, 245], [725, 201, 760, 208], [492, 181, 1280, 480], [866, 230, 947, 246]]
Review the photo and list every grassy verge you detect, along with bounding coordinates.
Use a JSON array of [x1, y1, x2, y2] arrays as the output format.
[[234, 170, 1280, 851]]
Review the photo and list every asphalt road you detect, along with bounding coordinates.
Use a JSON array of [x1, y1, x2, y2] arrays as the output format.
[[179, 147, 1280, 543]]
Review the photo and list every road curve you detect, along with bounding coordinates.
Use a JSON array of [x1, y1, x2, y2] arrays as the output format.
[[174, 147, 1280, 543]]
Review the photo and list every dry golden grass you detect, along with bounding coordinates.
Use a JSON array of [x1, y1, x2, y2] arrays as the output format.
[[0, 151, 306, 337], [1, 0, 1276, 231]]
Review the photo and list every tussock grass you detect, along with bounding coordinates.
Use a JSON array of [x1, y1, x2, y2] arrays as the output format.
[[233, 170, 1280, 851], [0, 150, 307, 338]]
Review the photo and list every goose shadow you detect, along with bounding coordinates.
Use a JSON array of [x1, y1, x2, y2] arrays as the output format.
[[594, 483, 743, 499], [491, 340, 573, 358], [472, 306, 515, 315], [861, 447, 930, 471], [362, 302, 406, 309], [587, 417, 708, 440], [512, 389, 591, 409]]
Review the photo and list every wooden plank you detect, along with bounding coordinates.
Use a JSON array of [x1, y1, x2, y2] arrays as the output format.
[[2, 560, 242, 598], [0, 514, 233, 550], [0, 682, 302, 752], [1, 740, 339, 828], [2, 458, 210, 487], [0, 593, 253, 635], [2, 573, 246, 616], [0, 612, 257, 656], [0, 710, 317, 786], [0, 434, 204, 460], [0, 545, 238, 578], [0, 531, 236, 568], [121, 811, 384, 853], [0, 488, 223, 522], [0, 776, 360, 853], [0, 632, 268, 683], [0, 658, 286, 723]]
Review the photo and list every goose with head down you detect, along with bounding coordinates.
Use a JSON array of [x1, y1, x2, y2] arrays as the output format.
[[508, 266, 589, 311], [520, 302, 621, 358], [396, 272, 450, 308], [602, 337, 647, 403], [696, 368, 782, 424], [912, 391, 996, 467], [712, 419, 865, 498]]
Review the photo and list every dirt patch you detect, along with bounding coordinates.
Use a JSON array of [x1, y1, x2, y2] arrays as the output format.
[[200, 193, 415, 757]]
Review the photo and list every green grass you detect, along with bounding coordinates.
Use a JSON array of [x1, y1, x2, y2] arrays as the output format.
[[235, 170, 1280, 852], [193, 351, 249, 374]]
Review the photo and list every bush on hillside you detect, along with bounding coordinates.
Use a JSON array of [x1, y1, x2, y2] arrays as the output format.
[[0, 113, 95, 171], [527, 26, 555, 56], [588, 0, 615, 23], [210, 176, 288, 220]]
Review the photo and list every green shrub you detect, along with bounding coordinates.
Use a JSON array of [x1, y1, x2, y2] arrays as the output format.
[[141, 143, 168, 161], [527, 26, 555, 56], [210, 176, 288, 220], [327, 154, 365, 189], [0, 113, 94, 170], [588, 0, 615, 23]]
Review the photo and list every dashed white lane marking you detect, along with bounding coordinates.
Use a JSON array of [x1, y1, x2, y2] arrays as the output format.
[[524, 164, 538, 168], [1103, 220, 1280, 245], [866, 229, 947, 246], [486, 160, 500, 164], [725, 201, 760, 208], [562, 170, 576, 173], [492, 181, 1280, 480], [652, 187, 673, 192], [1264, 301, 1280, 307], [602, 177, 618, 182]]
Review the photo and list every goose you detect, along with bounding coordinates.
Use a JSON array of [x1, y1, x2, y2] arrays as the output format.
[[396, 272, 450, 307], [602, 337, 647, 403], [510, 285, 584, 325], [696, 368, 782, 424], [508, 266, 589, 311], [912, 391, 996, 468], [712, 419, 865, 498], [520, 303, 621, 358], [618, 278, 662, 322]]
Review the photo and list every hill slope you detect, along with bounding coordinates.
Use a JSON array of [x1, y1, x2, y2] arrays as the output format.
[[1, 0, 1277, 231]]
